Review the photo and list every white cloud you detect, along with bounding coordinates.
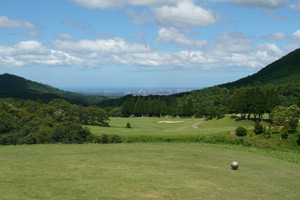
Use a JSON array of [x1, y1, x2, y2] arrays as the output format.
[[264, 11, 284, 20], [293, 29, 300, 38], [290, 1, 300, 10], [257, 43, 283, 56], [0, 32, 284, 70], [50, 38, 151, 54], [0, 41, 82, 67], [71, 0, 216, 27], [71, 0, 180, 9], [153, 1, 216, 27], [126, 9, 153, 25], [61, 19, 91, 30], [234, 0, 288, 8], [283, 29, 300, 51], [56, 33, 74, 40], [155, 28, 207, 48], [213, 0, 288, 9], [262, 32, 286, 41], [0, 16, 35, 29], [213, 32, 253, 54]]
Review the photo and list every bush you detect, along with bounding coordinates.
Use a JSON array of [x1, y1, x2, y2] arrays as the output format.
[[254, 121, 264, 135], [287, 118, 299, 133], [281, 128, 288, 139], [236, 126, 247, 136], [108, 134, 122, 143], [126, 122, 131, 128]]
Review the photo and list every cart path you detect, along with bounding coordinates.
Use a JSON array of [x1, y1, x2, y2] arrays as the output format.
[[192, 119, 208, 129]]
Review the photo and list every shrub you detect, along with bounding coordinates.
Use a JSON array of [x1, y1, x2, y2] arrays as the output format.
[[254, 121, 264, 135], [100, 134, 109, 143], [281, 128, 288, 139], [235, 126, 247, 136], [287, 118, 299, 133], [108, 134, 122, 143], [126, 122, 131, 128]]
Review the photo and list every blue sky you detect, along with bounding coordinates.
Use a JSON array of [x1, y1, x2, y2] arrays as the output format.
[[1, 0, 300, 91]]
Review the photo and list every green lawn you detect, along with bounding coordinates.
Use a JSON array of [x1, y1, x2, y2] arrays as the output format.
[[0, 143, 299, 199], [88, 115, 254, 137]]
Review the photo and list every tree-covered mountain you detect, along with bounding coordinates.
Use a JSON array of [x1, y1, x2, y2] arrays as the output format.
[[221, 48, 300, 89], [0, 73, 108, 105], [98, 48, 300, 119]]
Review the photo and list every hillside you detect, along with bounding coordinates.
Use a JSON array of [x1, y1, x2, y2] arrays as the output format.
[[221, 48, 300, 88], [0, 73, 108, 105]]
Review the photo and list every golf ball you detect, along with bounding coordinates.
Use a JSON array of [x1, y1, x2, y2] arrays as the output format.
[[231, 161, 239, 169]]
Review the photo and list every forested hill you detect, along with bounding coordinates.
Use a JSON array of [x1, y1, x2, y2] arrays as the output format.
[[0, 73, 108, 105], [220, 48, 300, 89]]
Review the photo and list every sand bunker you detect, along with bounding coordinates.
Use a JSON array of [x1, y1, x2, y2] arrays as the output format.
[[157, 121, 183, 124]]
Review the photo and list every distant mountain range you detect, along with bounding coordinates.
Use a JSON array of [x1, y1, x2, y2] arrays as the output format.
[[221, 48, 300, 88], [0, 73, 108, 105]]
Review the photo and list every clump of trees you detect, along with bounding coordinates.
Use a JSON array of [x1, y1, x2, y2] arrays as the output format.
[[270, 104, 300, 139], [0, 98, 109, 145], [230, 86, 280, 120]]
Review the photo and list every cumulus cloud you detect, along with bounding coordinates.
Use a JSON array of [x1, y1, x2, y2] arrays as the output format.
[[0, 41, 82, 67], [283, 29, 300, 51], [155, 28, 207, 48], [71, 0, 216, 27], [213, 32, 253, 54], [49, 38, 151, 54], [257, 43, 283, 56], [126, 9, 153, 25], [234, 0, 288, 8], [213, 0, 288, 9], [61, 19, 91, 30], [293, 29, 300, 38], [262, 32, 287, 41], [0, 16, 35, 29], [290, 1, 300, 10], [153, 1, 216, 27], [56, 33, 74, 40], [264, 11, 284, 20], [0, 32, 284, 70], [71, 0, 180, 9]]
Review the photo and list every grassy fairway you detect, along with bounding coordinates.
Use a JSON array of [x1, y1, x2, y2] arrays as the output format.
[[88, 115, 254, 137], [0, 143, 299, 200]]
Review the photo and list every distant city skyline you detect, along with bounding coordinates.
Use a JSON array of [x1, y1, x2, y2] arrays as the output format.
[[1, 0, 300, 89]]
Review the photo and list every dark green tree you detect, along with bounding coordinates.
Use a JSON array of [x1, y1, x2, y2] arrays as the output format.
[[121, 99, 135, 117], [254, 121, 264, 135], [134, 97, 145, 117]]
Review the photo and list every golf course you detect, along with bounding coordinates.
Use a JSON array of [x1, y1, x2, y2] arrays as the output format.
[[0, 143, 299, 199], [1, 116, 300, 199], [88, 115, 254, 136]]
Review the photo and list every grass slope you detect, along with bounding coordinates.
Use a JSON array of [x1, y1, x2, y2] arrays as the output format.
[[0, 143, 299, 199], [88, 115, 254, 137]]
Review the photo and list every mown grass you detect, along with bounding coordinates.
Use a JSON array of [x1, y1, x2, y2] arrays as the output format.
[[88, 115, 254, 137], [0, 143, 299, 200], [244, 126, 300, 151]]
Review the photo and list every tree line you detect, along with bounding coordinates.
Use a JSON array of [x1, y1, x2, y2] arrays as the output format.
[[0, 98, 110, 145], [104, 85, 291, 120]]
